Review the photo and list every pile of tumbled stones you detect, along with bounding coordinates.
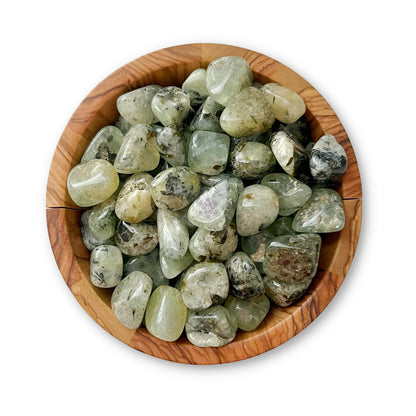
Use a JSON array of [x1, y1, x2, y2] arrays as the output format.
[[67, 56, 347, 347]]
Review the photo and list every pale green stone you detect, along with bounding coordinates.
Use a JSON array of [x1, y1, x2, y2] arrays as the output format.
[[81, 210, 115, 251], [220, 87, 275, 137], [114, 124, 160, 174], [266, 216, 297, 236], [185, 306, 238, 347], [261, 83, 306, 124], [187, 177, 243, 231], [115, 221, 158, 256], [225, 295, 270, 331], [206, 56, 253, 106], [188, 130, 230, 175], [81, 126, 124, 164], [155, 123, 190, 166], [198, 173, 237, 187], [116, 85, 160, 125], [180, 262, 229, 311], [111, 271, 152, 329], [151, 86, 191, 126], [145, 286, 187, 342], [230, 129, 271, 152], [241, 230, 274, 263], [90, 245, 123, 288], [114, 116, 132, 134], [292, 188, 345, 233], [264, 275, 312, 307], [190, 97, 224, 132], [67, 159, 119, 207], [159, 250, 194, 279], [236, 185, 279, 236], [176, 206, 197, 234], [182, 68, 209, 107], [89, 192, 117, 240], [261, 173, 312, 216]]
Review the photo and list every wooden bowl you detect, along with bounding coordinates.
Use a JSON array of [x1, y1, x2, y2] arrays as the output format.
[[46, 43, 362, 364]]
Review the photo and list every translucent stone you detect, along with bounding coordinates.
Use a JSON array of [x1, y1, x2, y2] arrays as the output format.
[[115, 173, 154, 223], [151, 86, 191, 126], [80, 210, 115, 251], [189, 97, 224, 132], [263, 275, 312, 307], [89, 192, 117, 240], [176, 206, 197, 234], [206, 56, 253, 106], [225, 295, 270, 331], [266, 216, 297, 236], [189, 224, 238, 262], [198, 172, 237, 187], [111, 271, 152, 329], [150, 166, 200, 211], [90, 245, 123, 288], [159, 250, 194, 279], [236, 185, 279, 237], [185, 305, 238, 347], [114, 115, 132, 134], [81, 126, 124, 164], [230, 129, 271, 153], [241, 230, 274, 263], [67, 159, 119, 207], [180, 262, 229, 311], [276, 115, 311, 147], [220, 87, 275, 137], [115, 221, 158, 256], [231, 142, 276, 179], [261, 83, 306, 124], [187, 177, 243, 231], [145, 285, 187, 342], [226, 252, 264, 298], [182, 68, 209, 107], [114, 124, 160, 174], [157, 208, 189, 259], [264, 233, 321, 283], [116, 85, 160, 125], [188, 130, 230, 175], [261, 173, 312, 216], [292, 188, 345, 233], [155, 123, 190, 166], [309, 134, 348, 186]]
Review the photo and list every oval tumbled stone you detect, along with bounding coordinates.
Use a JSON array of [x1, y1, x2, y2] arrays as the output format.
[[115, 221, 158, 256], [90, 245, 123, 288]]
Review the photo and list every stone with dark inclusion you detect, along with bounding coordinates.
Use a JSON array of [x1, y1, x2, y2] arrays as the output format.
[[230, 129, 271, 153], [90, 245, 123, 288], [160, 250, 194, 279], [185, 305, 238, 347], [292, 187, 345, 233], [81, 210, 115, 251], [155, 123, 190, 166], [241, 230, 274, 264], [89, 192, 117, 240], [189, 97, 224, 132], [263, 233, 321, 283], [266, 216, 297, 236], [81, 126, 124, 164], [263, 275, 312, 307], [182, 68, 209, 107], [115, 221, 158, 256], [276, 115, 311, 147]]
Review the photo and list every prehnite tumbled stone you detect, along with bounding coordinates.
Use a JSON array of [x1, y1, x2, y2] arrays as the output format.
[[115, 221, 158, 256], [241, 230, 274, 263], [180, 262, 229, 311], [190, 96, 224, 132], [266, 216, 297, 236], [114, 124, 160, 174], [188, 130, 230, 175], [185, 305, 238, 347], [90, 245, 123, 288], [67, 159, 119, 207], [263, 275, 312, 307], [236, 185, 279, 236], [151, 86, 191, 126], [261, 83, 306, 124], [115, 173, 154, 224], [220, 87, 275, 137], [226, 252, 264, 298], [116, 85, 160, 125], [276, 115, 311, 147], [198, 172, 236, 187], [155, 123, 190, 166], [145, 285, 187, 342], [150, 166, 200, 211], [264, 233, 321, 283], [81, 126, 124, 164], [189, 224, 238, 262], [292, 187, 345, 233], [225, 295, 270, 331], [81, 210, 115, 250], [159, 250, 193, 279], [111, 271, 152, 329], [88, 192, 117, 240], [182, 68, 209, 107], [231, 142, 276, 179], [187, 177, 243, 231], [261, 173, 312, 216]]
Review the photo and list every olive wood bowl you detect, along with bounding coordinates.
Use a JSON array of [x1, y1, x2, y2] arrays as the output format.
[[46, 43, 362, 364]]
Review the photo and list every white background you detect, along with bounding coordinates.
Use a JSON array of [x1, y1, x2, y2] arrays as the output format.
[[1, 1, 415, 415]]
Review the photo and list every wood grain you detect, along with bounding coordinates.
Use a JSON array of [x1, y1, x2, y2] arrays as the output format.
[[46, 43, 362, 364]]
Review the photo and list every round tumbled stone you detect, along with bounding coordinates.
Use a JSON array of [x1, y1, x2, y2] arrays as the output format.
[[263, 275, 312, 307], [89, 192, 117, 240], [182, 68, 209, 107], [80, 210, 115, 250], [159, 250, 194, 279], [115, 221, 158, 256], [155, 123, 190, 166], [90, 245, 123, 288]]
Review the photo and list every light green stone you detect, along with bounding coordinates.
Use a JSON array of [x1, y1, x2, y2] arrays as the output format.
[[241, 230, 274, 263], [236, 185, 279, 237], [159, 250, 194, 279], [180, 262, 229, 311], [182, 68, 209, 107], [198, 173, 237, 187], [145, 285, 187, 342], [206, 56, 253, 106], [188, 130, 230, 175], [185, 306, 238, 347], [116, 85, 160, 125], [190, 97, 224, 132], [89, 192, 117, 240], [114, 124, 160, 174], [90, 245, 123, 288], [261, 173, 312, 216], [67, 159, 119, 207], [292, 188, 345, 233], [155, 123, 190, 166], [81, 210, 115, 251], [266, 216, 297, 236], [225, 295, 270, 331], [264, 275, 312, 307], [220, 87, 275, 137], [111, 271, 152, 329], [176, 206, 198, 234], [81, 126, 124, 164], [115, 221, 158, 256]]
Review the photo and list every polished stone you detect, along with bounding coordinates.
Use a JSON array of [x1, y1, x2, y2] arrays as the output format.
[[266, 216, 297, 236], [89, 192, 117, 240], [263, 275, 312, 307], [159, 250, 194, 279], [90, 245, 123, 288], [182, 68, 209, 107], [241, 230, 274, 263], [189, 96, 224, 132], [198, 172, 237, 187], [115, 221, 158, 256], [81, 210, 115, 251], [155, 123, 190, 166]]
